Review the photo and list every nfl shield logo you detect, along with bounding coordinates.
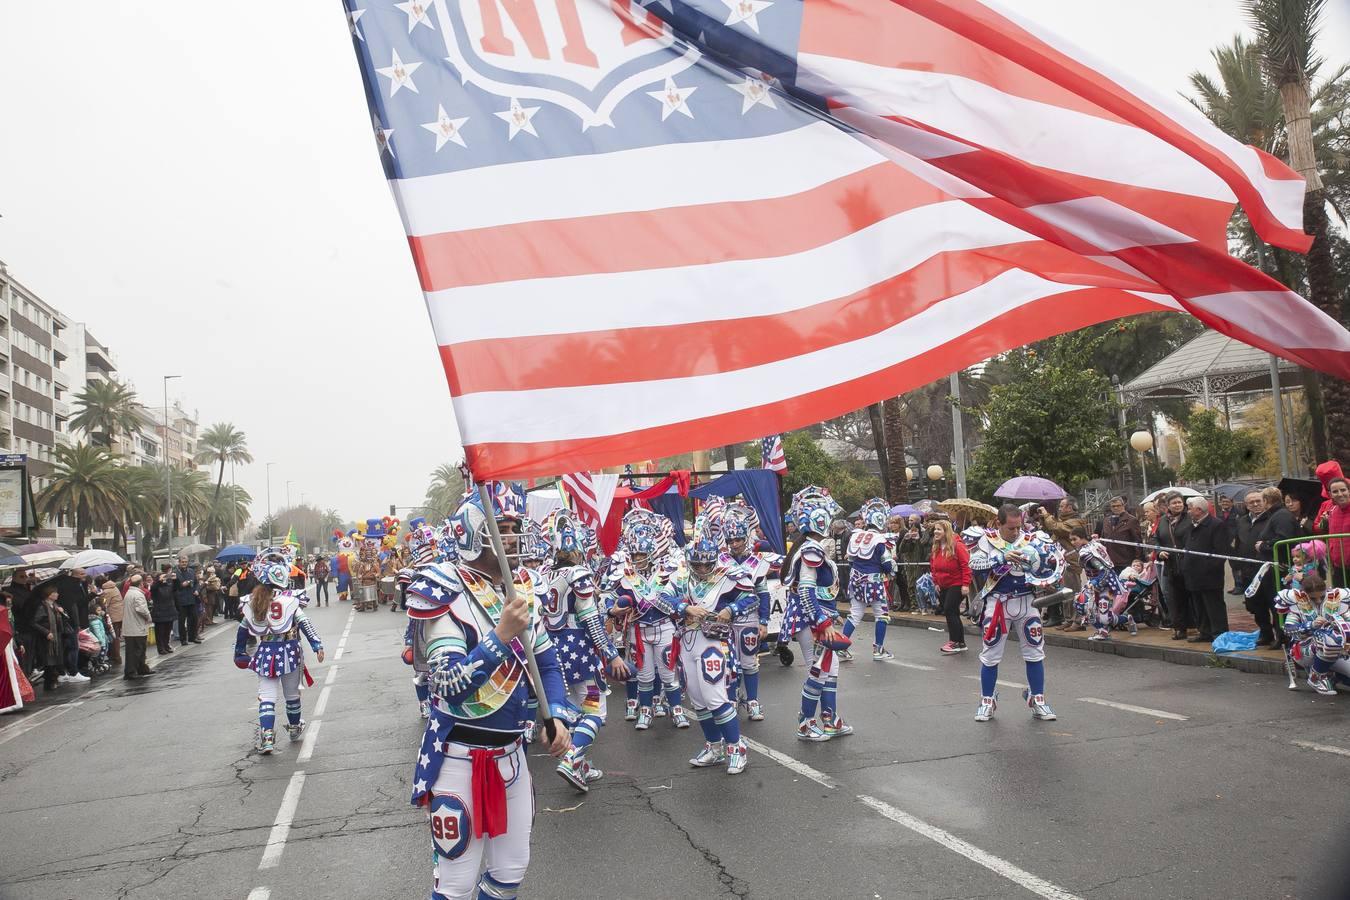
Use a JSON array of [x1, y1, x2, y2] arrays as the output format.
[[438, 0, 700, 128]]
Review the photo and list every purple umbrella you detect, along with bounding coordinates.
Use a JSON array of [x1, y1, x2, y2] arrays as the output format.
[[994, 476, 1067, 502], [889, 503, 919, 518]]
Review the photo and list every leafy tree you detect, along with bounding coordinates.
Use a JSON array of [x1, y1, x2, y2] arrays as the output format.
[[1180, 408, 1267, 481], [36, 443, 125, 547], [70, 378, 143, 449], [780, 431, 882, 516], [256, 502, 343, 552], [203, 484, 252, 545], [193, 422, 253, 522], [967, 335, 1123, 499]]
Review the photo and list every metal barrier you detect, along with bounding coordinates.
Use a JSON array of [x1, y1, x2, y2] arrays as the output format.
[[1272, 533, 1350, 588]]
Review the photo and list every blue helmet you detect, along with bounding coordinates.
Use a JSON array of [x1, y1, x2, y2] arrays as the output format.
[[790, 485, 840, 537], [687, 537, 720, 566], [447, 481, 527, 562], [861, 497, 889, 532]]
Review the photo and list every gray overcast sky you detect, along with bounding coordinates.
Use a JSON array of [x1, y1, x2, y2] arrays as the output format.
[[0, 1, 1346, 526]]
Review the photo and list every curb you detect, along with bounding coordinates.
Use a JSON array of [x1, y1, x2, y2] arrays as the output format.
[[884, 614, 1285, 676]]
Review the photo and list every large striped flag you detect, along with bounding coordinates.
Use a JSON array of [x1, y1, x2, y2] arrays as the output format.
[[342, 0, 1350, 481]]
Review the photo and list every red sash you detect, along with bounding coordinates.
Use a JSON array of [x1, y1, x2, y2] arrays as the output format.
[[469, 748, 509, 838]]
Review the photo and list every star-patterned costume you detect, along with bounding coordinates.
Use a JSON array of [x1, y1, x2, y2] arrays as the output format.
[[843, 499, 898, 659], [233, 567, 323, 754], [1277, 586, 1350, 694], [1076, 538, 1136, 641], [968, 527, 1065, 721]]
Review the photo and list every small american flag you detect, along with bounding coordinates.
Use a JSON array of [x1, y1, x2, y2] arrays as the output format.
[[561, 472, 619, 529], [761, 435, 787, 474]]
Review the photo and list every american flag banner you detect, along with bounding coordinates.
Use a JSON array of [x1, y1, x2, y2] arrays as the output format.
[[761, 435, 787, 474], [560, 471, 619, 529], [342, 0, 1350, 481]]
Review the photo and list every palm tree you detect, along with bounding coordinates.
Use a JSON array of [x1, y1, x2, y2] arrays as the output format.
[[115, 465, 164, 559], [1245, 0, 1349, 461], [203, 483, 251, 545], [423, 463, 467, 518], [193, 422, 253, 511], [168, 467, 211, 537], [69, 378, 143, 449], [36, 444, 125, 547]]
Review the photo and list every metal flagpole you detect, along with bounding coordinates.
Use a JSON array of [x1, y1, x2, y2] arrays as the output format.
[[1268, 355, 1290, 476], [949, 372, 967, 496], [477, 483, 558, 741]]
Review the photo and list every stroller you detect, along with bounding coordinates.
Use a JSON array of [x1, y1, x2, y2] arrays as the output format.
[[81, 612, 114, 676], [1119, 561, 1160, 628]]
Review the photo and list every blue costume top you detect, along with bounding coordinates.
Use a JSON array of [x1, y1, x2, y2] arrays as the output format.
[[543, 564, 618, 687], [846, 530, 896, 577], [234, 591, 321, 678], [728, 551, 773, 626], [405, 562, 566, 807]]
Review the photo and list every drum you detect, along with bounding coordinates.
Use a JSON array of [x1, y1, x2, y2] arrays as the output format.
[[378, 576, 397, 597]]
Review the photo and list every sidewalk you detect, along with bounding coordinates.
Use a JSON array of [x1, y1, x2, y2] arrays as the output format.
[[878, 597, 1286, 676]]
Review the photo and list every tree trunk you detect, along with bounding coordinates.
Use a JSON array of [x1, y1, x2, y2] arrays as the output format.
[[881, 396, 909, 504], [1302, 193, 1350, 463], [867, 403, 890, 499], [1278, 80, 1322, 190]]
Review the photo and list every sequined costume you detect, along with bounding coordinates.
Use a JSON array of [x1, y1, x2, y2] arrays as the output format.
[[1276, 586, 1350, 694], [1076, 538, 1136, 641], [968, 526, 1064, 722], [844, 498, 897, 660], [233, 549, 323, 754], [405, 484, 569, 900], [782, 486, 852, 741]]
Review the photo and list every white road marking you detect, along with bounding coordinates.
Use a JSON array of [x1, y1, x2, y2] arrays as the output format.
[[333, 646, 344, 661], [313, 686, 332, 718], [258, 771, 306, 870], [246, 888, 271, 900], [1076, 698, 1189, 721], [296, 720, 323, 764], [881, 658, 937, 672], [324, 665, 339, 686], [856, 795, 1084, 900], [1292, 739, 1350, 758], [742, 738, 837, 788], [0, 701, 84, 746], [748, 736, 1082, 900]]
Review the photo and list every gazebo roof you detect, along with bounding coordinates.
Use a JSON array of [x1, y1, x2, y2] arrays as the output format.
[[1122, 329, 1301, 401]]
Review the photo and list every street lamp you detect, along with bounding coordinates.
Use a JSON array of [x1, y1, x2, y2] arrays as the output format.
[[1130, 431, 1153, 497], [162, 375, 180, 548], [926, 465, 944, 481], [286, 480, 294, 510]]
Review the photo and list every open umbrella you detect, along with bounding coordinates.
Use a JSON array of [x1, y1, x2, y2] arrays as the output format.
[[1278, 477, 1322, 516], [1142, 485, 1202, 505], [1212, 483, 1256, 501], [14, 543, 71, 567], [889, 503, 918, 518], [215, 543, 256, 563], [60, 548, 126, 570], [178, 543, 213, 556], [938, 498, 999, 524], [994, 476, 1066, 502], [0, 542, 26, 568]]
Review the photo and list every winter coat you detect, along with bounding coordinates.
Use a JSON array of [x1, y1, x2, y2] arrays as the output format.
[[1155, 513, 1192, 589], [1097, 512, 1143, 569], [121, 588, 152, 638], [100, 582, 124, 624], [30, 600, 74, 669], [149, 579, 178, 623], [173, 566, 200, 608], [1182, 515, 1226, 592], [49, 573, 91, 629]]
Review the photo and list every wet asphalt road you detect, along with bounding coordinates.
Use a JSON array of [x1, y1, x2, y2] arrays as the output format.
[[3, 598, 1350, 900]]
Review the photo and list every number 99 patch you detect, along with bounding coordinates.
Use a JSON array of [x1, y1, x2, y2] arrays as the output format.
[[700, 646, 727, 685], [429, 793, 471, 859]]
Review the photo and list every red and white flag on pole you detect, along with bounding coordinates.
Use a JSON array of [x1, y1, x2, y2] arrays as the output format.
[[761, 435, 787, 475], [344, 0, 1350, 481]]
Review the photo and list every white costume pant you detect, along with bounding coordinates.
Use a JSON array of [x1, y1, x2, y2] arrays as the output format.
[[430, 740, 532, 900], [847, 573, 890, 630], [633, 620, 679, 691], [677, 631, 732, 712], [730, 622, 762, 675], [978, 594, 1046, 668], [256, 668, 302, 705]]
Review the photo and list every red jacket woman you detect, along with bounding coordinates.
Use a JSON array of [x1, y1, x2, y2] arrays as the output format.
[[928, 519, 972, 654]]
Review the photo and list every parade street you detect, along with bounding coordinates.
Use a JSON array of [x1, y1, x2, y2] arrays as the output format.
[[1, 595, 1347, 900]]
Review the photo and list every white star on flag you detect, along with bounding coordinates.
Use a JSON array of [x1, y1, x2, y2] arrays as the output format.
[[372, 115, 395, 157], [414, 778, 428, 793], [728, 76, 776, 113], [419, 752, 431, 767], [430, 585, 447, 598], [346, 6, 366, 40], [395, 0, 435, 32], [494, 98, 539, 140], [647, 77, 696, 121], [722, 0, 771, 32], [376, 49, 422, 97]]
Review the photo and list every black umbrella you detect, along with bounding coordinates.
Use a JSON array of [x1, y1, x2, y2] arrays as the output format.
[[1278, 477, 1323, 515], [1213, 482, 1256, 501]]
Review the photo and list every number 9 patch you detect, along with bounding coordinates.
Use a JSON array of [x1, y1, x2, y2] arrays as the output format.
[[429, 793, 471, 859]]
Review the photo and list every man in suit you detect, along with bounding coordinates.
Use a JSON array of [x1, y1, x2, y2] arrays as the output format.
[[1183, 497, 1228, 642]]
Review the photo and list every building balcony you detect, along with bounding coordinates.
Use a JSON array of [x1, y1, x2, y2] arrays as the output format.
[[51, 336, 70, 363], [52, 366, 70, 389], [53, 398, 70, 418], [0, 334, 10, 359], [0, 372, 10, 396], [55, 430, 72, 446], [85, 344, 116, 375]]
